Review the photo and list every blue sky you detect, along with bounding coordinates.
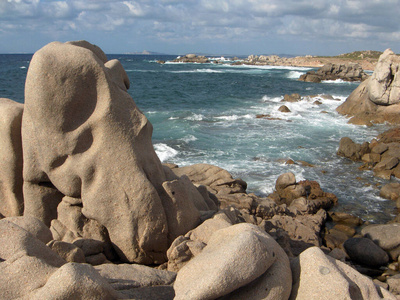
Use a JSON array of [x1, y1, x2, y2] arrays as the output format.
[[1, 0, 399, 55]]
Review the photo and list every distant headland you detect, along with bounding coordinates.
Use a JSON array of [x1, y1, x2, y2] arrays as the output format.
[[171, 50, 390, 71]]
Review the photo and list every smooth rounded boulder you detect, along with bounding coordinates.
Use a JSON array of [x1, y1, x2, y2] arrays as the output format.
[[173, 223, 287, 300], [290, 247, 396, 300], [343, 237, 389, 267]]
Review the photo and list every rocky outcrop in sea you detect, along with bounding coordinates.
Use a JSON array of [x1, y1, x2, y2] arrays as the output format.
[[172, 54, 210, 63], [0, 40, 398, 299], [298, 63, 369, 83]]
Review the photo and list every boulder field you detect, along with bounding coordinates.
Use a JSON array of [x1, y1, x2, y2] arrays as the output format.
[[0, 41, 398, 299]]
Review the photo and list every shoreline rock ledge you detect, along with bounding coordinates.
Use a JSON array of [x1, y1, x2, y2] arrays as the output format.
[[337, 48, 400, 125]]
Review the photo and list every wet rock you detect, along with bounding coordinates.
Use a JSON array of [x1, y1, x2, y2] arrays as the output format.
[[278, 105, 291, 113], [380, 182, 400, 200], [343, 237, 389, 267], [337, 137, 370, 161], [283, 93, 301, 102]]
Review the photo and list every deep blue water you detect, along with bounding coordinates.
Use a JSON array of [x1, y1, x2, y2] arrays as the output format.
[[1, 53, 396, 222]]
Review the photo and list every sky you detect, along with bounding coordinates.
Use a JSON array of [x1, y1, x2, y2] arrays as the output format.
[[0, 0, 399, 56]]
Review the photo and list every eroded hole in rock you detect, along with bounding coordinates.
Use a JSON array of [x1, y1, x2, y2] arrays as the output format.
[[72, 128, 94, 155], [50, 155, 68, 169], [38, 181, 57, 189]]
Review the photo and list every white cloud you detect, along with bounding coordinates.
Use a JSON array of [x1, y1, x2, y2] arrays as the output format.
[[0, 0, 399, 53]]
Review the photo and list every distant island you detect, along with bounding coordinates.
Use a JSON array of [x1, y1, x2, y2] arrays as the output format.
[[124, 50, 168, 55]]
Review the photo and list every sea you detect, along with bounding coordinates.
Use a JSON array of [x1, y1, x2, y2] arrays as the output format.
[[0, 53, 397, 223]]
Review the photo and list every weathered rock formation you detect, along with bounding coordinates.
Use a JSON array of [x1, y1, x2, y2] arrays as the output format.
[[337, 49, 400, 125], [21, 41, 216, 264], [299, 63, 368, 83]]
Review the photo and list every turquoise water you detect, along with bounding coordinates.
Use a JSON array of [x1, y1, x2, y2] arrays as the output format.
[[1, 54, 396, 222]]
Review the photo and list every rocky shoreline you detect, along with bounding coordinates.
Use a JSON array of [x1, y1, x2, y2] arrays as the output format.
[[171, 52, 380, 71], [0, 41, 399, 299]]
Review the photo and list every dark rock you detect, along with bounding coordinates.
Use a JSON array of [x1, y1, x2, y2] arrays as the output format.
[[344, 237, 389, 267], [283, 93, 301, 102], [278, 105, 291, 113]]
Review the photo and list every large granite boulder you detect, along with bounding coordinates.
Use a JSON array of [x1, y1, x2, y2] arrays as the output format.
[[26, 262, 119, 299], [173, 223, 291, 300], [368, 49, 400, 105], [0, 219, 66, 298], [0, 98, 24, 217], [22, 41, 213, 264], [290, 247, 396, 300], [337, 49, 400, 125]]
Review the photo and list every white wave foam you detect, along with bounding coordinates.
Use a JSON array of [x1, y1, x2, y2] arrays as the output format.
[[287, 71, 305, 79], [154, 143, 178, 162], [214, 114, 254, 121], [20, 66, 26, 69], [185, 114, 204, 121], [180, 135, 198, 143], [226, 64, 313, 71], [261, 95, 282, 103], [170, 69, 222, 73], [215, 115, 239, 121], [322, 79, 357, 84]]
